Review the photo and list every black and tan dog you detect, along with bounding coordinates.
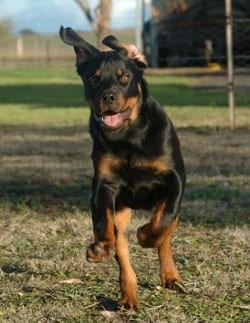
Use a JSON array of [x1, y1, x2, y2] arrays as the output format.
[[60, 26, 186, 310]]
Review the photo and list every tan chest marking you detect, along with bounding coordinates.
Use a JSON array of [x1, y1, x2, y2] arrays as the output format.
[[98, 154, 170, 177], [132, 157, 171, 174]]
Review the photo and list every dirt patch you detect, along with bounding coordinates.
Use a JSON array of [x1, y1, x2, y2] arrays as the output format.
[[190, 68, 250, 93]]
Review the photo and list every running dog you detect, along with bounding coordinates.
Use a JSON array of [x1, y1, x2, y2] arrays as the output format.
[[60, 26, 186, 310]]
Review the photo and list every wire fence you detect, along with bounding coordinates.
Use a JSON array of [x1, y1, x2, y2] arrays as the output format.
[[143, 15, 250, 68], [0, 9, 249, 69], [0, 2, 249, 129], [233, 17, 250, 67], [0, 30, 136, 68], [0, 34, 75, 68]]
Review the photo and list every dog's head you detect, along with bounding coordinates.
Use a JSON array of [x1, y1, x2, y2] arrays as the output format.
[[59, 26, 148, 130]]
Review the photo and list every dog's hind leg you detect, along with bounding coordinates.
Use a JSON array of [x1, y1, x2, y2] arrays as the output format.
[[137, 171, 184, 290], [137, 206, 182, 291], [137, 170, 183, 249], [157, 216, 182, 290], [114, 208, 139, 311]]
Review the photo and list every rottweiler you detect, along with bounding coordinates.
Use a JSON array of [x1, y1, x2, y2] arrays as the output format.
[[59, 26, 186, 310]]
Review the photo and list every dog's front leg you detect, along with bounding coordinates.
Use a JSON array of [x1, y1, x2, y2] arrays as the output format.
[[114, 208, 139, 311], [86, 181, 117, 263]]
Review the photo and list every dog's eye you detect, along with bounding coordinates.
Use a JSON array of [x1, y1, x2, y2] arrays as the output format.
[[119, 73, 130, 85], [89, 76, 100, 88]]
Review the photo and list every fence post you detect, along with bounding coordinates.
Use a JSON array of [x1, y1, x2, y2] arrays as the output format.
[[225, 0, 235, 130], [16, 36, 24, 57], [46, 40, 51, 66], [136, 0, 143, 50]]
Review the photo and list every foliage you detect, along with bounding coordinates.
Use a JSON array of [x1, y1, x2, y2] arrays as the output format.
[[20, 28, 38, 36]]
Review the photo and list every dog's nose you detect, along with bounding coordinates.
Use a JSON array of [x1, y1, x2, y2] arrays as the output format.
[[102, 92, 116, 105]]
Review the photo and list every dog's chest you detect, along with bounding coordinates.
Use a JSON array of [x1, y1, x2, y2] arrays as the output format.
[[121, 158, 171, 209], [98, 153, 170, 179], [98, 153, 171, 209]]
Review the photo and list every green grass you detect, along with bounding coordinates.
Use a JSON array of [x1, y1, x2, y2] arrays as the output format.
[[0, 66, 249, 128], [0, 66, 249, 322]]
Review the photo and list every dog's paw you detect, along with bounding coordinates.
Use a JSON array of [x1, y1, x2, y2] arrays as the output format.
[[161, 273, 187, 293], [164, 279, 187, 294], [86, 242, 115, 263], [118, 296, 139, 311]]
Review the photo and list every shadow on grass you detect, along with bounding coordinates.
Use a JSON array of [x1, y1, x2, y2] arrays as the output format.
[[0, 84, 86, 107], [0, 182, 91, 211], [0, 122, 249, 228], [96, 296, 118, 312], [0, 123, 92, 212], [0, 83, 232, 108]]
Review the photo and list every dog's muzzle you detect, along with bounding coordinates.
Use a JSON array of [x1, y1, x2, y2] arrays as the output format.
[[94, 108, 132, 129]]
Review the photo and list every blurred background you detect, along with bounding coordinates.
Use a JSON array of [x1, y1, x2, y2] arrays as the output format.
[[0, 0, 139, 67], [0, 0, 249, 68]]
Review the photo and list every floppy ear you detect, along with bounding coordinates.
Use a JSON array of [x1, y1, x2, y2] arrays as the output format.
[[59, 26, 100, 67], [103, 35, 148, 69]]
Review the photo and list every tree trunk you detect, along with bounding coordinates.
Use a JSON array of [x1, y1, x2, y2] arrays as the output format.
[[95, 0, 112, 50], [74, 0, 97, 32]]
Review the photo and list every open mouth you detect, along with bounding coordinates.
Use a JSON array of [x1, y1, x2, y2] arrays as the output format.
[[95, 108, 132, 129]]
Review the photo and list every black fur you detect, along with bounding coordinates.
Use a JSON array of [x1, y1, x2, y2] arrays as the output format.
[[59, 25, 185, 244], [60, 26, 186, 308]]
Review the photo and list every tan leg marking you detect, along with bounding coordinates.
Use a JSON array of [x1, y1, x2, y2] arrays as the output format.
[[137, 201, 182, 291], [114, 208, 139, 311], [137, 201, 167, 248], [158, 216, 182, 290]]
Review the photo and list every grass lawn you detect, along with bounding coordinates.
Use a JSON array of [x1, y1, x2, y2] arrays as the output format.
[[0, 66, 249, 322]]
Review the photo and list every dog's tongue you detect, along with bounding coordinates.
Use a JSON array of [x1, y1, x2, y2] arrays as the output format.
[[101, 109, 132, 128], [102, 112, 123, 128]]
